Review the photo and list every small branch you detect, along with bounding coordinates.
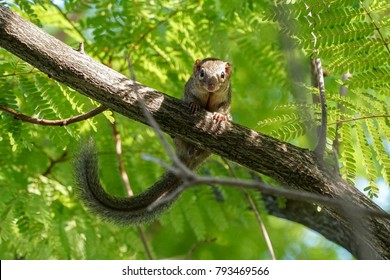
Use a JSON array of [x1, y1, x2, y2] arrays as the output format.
[[42, 150, 68, 176], [0, 105, 106, 126], [131, 10, 179, 51], [77, 42, 84, 54], [199, 178, 389, 220], [1, 70, 37, 77], [136, 226, 154, 260], [111, 121, 133, 196], [119, 9, 180, 72], [185, 238, 217, 259], [314, 58, 327, 159], [360, 1, 390, 55], [50, 1, 87, 44], [329, 114, 389, 126], [125, 52, 136, 81], [149, 164, 390, 221], [243, 189, 276, 260]]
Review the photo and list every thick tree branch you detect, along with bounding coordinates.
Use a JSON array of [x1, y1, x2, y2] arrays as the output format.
[[1, 5, 389, 259]]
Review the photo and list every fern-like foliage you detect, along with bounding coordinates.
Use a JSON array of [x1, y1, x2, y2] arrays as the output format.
[[261, 0, 390, 198]]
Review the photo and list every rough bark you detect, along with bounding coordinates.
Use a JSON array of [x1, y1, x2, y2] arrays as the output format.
[[0, 5, 389, 259]]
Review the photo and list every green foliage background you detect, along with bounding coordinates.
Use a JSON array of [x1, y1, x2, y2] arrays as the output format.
[[0, 0, 389, 259]]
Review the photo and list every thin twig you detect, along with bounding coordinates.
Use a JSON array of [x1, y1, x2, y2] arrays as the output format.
[[136, 226, 154, 260], [125, 52, 136, 81], [42, 150, 68, 176], [329, 114, 388, 126], [360, 1, 390, 55], [111, 121, 133, 196], [130, 10, 179, 51], [50, 1, 87, 44], [0, 69, 38, 77], [96, 125, 153, 260], [119, 10, 180, 72], [314, 58, 327, 159], [244, 191, 276, 260], [77, 42, 84, 54], [0, 105, 106, 126], [185, 238, 217, 259], [223, 159, 276, 260]]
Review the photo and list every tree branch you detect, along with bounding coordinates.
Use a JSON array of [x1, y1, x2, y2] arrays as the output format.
[[0, 105, 106, 126], [1, 5, 389, 259], [314, 58, 327, 159]]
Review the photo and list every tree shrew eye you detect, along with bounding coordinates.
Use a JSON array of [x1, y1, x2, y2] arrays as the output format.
[[221, 71, 225, 79], [199, 68, 205, 78]]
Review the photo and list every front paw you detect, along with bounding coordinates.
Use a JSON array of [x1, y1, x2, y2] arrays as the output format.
[[212, 112, 226, 123], [189, 102, 201, 113]]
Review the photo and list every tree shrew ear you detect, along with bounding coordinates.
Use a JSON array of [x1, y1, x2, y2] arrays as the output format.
[[225, 62, 232, 77], [194, 59, 202, 75]]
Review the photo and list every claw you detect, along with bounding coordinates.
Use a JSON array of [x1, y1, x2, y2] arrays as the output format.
[[189, 102, 201, 113], [212, 112, 226, 123]]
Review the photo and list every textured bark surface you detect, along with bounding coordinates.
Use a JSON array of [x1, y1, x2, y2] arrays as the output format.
[[1, 5, 389, 259]]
